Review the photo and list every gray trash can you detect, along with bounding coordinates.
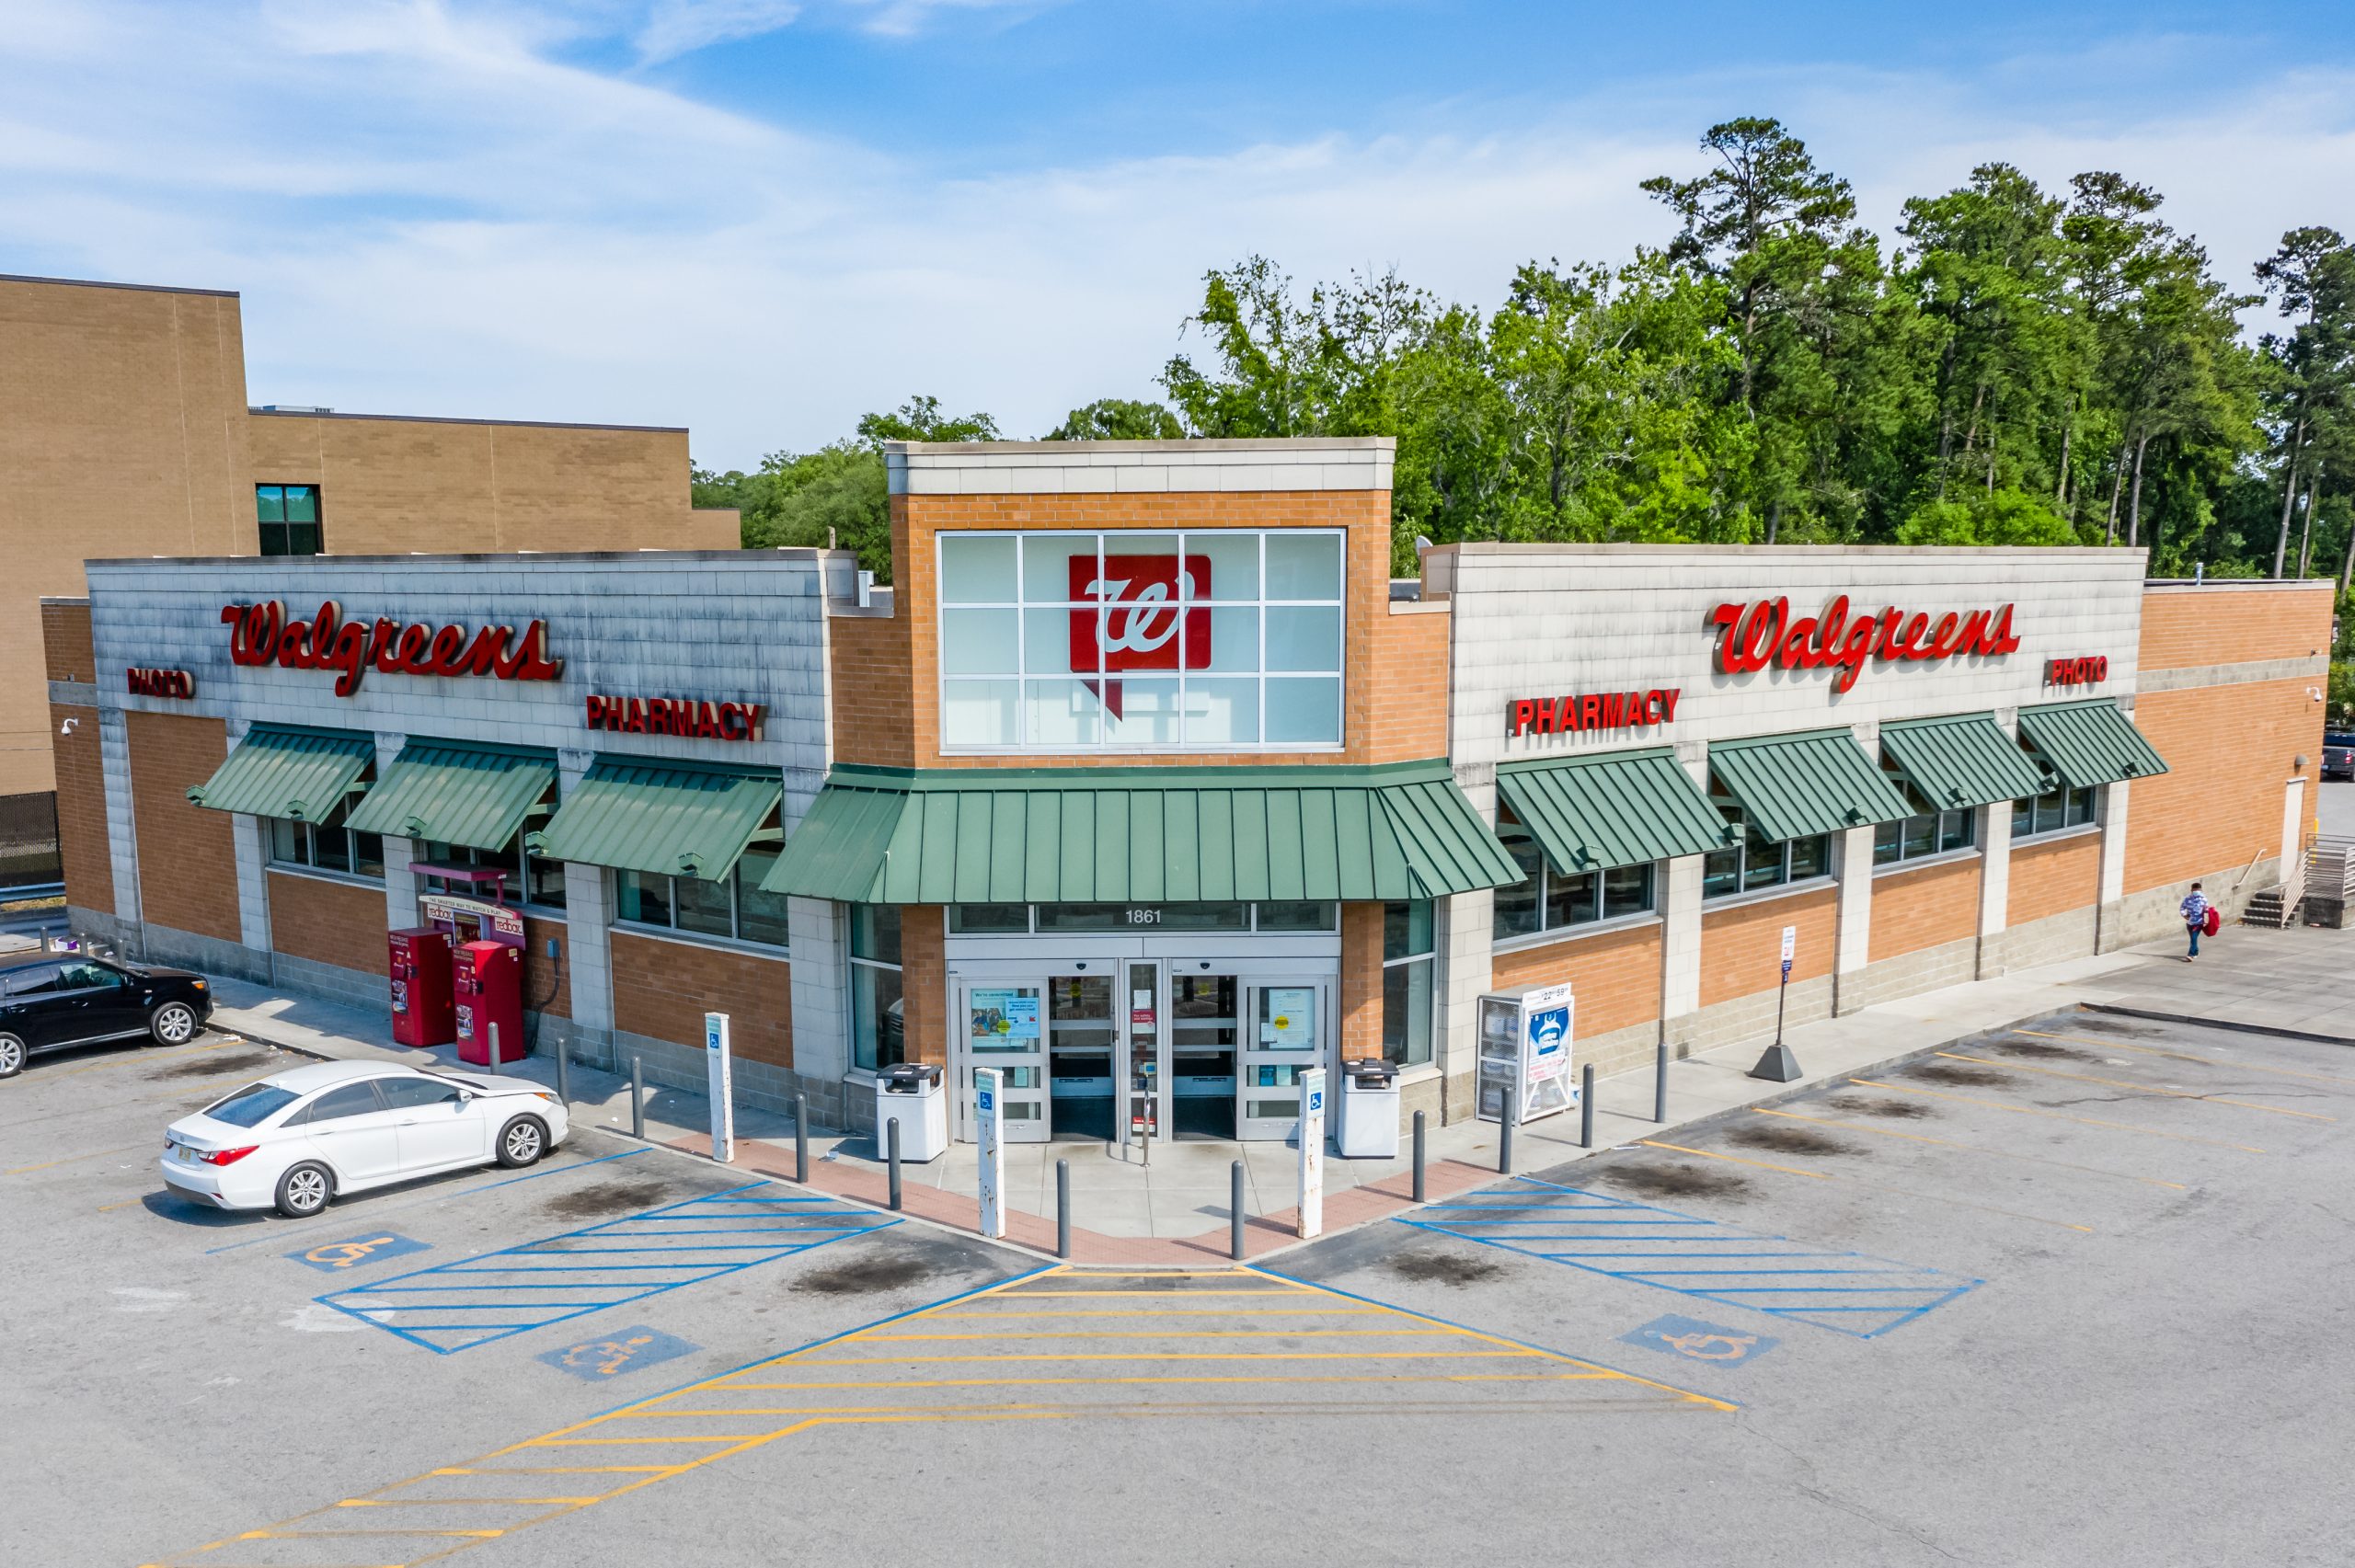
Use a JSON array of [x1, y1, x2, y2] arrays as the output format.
[[1338, 1058, 1401, 1158], [875, 1062, 948, 1162]]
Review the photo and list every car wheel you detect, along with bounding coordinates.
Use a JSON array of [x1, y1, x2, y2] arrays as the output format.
[[276, 1162, 334, 1218], [496, 1115, 548, 1169], [149, 1001, 201, 1046], [0, 1033, 24, 1079]]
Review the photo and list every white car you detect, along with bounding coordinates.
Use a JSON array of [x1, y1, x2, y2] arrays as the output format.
[[162, 1059, 569, 1217]]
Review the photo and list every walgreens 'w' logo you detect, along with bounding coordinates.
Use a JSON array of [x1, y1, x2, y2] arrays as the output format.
[[1067, 554, 1211, 719]]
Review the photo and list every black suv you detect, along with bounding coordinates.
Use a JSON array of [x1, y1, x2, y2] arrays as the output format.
[[0, 954, 213, 1078], [2325, 731, 2355, 783]]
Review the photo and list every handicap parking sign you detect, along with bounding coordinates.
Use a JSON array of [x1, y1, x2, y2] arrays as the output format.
[[538, 1325, 697, 1380], [1619, 1312, 1778, 1367], [287, 1233, 431, 1273]]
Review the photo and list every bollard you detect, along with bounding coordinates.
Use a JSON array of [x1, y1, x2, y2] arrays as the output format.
[[1580, 1063, 1596, 1150], [1230, 1161, 1246, 1262], [1654, 1039, 1669, 1123], [1499, 1090, 1516, 1174], [555, 1035, 570, 1106], [630, 1055, 645, 1140], [1056, 1160, 1072, 1260], [887, 1118, 903, 1212], [488, 1022, 501, 1072], [795, 1093, 810, 1184], [1411, 1110, 1427, 1204]]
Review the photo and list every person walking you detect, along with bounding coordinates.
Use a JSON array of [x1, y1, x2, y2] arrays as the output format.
[[2181, 883, 2211, 961]]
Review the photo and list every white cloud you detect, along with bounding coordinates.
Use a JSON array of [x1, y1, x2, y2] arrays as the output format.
[[636, 0, 801, 61], [2, 1, 2349, 469]]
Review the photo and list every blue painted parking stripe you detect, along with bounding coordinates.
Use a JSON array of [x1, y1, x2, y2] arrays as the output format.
[[318, 1182, 899, 1353], [1395, 1179, 1980, 1339], [201, 1146, 653, 1255]]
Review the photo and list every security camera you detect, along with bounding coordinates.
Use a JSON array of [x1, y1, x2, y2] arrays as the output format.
[[58, 716, 78, 735]]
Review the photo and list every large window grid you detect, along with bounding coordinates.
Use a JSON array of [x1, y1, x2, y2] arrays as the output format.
[[1873, 765, 1976, 866], [257, 485, 323, 555], [266, 782, 384, 881], [1492, 806, 1657, 943], [1701, 800, 1830, 899], [1383, 899, 1435, 1069], [850, 905, 904, 1072], [615, 846, 788, 951], [936, 530, 1346, 751]]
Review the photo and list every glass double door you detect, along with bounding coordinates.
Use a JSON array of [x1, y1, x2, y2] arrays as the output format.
[[951, 962, 1330, 1144]]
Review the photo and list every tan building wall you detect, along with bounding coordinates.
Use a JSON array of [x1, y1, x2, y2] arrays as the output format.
[[610, 929, 792, 1070], [1491, 920, 1664, 1038], [2008, 830, 2098, 927], [267, 870, 387, 976], [1867, 856, 1980, 964], [123, 709, 239, 944], [1700, 887, 1838, 1009]]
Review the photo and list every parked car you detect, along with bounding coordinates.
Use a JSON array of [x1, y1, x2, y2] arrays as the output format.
[[2324, 731, 2355, 783], [161, 1059, 569, 1217], [0, 954, 212, 1078]]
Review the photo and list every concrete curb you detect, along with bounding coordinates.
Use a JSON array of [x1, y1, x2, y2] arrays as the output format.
[[2081, 1002, 2354, 1049]]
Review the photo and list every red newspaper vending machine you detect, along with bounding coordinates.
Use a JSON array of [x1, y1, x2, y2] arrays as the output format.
[[453, 940, 525, 1067], [387, 927, 454, 1047]]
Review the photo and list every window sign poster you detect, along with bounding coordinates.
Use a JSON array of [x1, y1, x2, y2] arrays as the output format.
[[1518, 982, 1576, 1122], [971, 989, 1040, 1040], [1265, 987, 1317, 1050]]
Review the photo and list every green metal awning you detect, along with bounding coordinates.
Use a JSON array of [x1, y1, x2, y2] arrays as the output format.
[[2016, 700, 2170, 788], [528, 760, 781, 881], [1880, 713, 2052, 811], [187, 726, 373, 819], [761, 761, 1522, 905], [1707, 728, 1914, 842], [1496, 748, 1730, 874], [346, 743, 557, 850]]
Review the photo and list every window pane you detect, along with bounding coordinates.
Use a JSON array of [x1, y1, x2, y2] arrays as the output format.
[[939, 535, 1017, 601], [948, 903, 1029, 934], [1102, 677, 1181, 746], [1940, 809, 1974, 853], [735, 852, 791, 948], [1382, 898, 1433, 960], [281, 485, 318, 523], [2012, 797, 2034, 838], [942, 609, 1020, 675], [1901, 813, 1936, 858], [851, 961, 904, 1072], [1186, 532, 1259, 601], [1492, 830, 1545, 941], [1702, 844, 1741, 898], [287, 523, 322, 556], [1264, 677, 1340, 745], [616, 869, 672, 927], [1603, 862, 1653, 919], [314, 821, 352, 874], [1024, 534, 1099, 602], [1264, 533, 1342, 600], [2036, 790, 2065, 835], [526, 850, 565, 909], [1027, 607, 1091, 678], [1194, 606, 1259, 673], [270, 816, 304, 864], [1182, 677, 1258, 745], [674, 873, 733, 937], [1024, 680, 1103, 747], [943, 681, 1019, 746], [2068, 787, 2097, 828], [1546, 867, 1599, 929], [1258, 900, 1338, 933], [1383, 956, 1433, 1068], [351, 830, 385, 880], [1742, 824, 1786, 890], [255, 485, 284, 522], [1788, 833, 1830, 880], [257, 522, 285, 557], [1873, 820, 1901, 864], [849, 903, 902, 964], [1264, 606, 1341, 672]]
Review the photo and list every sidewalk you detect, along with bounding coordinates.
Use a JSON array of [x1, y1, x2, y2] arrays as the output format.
[[204, 923, 2347, 1264]]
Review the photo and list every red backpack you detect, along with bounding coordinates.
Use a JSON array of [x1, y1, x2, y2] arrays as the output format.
[[2203, 905, 2221, 936]]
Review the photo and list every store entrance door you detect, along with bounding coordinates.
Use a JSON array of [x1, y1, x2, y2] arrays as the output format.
[[952, 979, 1049, 1144], [1237, 979, 1332, 1141]]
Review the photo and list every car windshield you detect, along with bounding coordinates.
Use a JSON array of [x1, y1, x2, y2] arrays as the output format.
[[203, 1083, 302, 1127]]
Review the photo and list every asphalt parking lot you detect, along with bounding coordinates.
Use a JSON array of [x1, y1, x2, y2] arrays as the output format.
[[7, 1006, 2352, 1567]]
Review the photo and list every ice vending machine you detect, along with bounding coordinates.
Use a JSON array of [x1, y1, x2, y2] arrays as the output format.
[[387, 926, 454, 1047], [1474, 981, 1576, 1124], [453, 940, 524, 1067]]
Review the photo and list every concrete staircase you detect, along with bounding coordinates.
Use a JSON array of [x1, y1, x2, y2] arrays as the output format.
[[2246, 837, 2355, 930]]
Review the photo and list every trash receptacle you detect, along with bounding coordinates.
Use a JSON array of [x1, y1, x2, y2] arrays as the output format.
[[875, 1062, 948, 1162], [1338, 1057, 1401, 1158]]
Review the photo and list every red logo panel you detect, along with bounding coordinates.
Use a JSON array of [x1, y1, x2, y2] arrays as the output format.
[[1068, 555, 1212, 674]]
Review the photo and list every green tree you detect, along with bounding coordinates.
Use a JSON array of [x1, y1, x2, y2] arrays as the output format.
[[2255, 228, 2355, 577], [1042, 398, 1185, 441]]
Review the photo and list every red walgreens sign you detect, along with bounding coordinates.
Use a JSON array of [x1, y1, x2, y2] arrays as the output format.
[[222, 601, 562, 698], [1707, 595, 2020, 694], [1069, 554, 1210, 718]]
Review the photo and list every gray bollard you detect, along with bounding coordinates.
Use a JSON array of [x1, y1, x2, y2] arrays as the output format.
[[1230, 1161, 1246, 1262], [1580, 1063, 1596, 1149], [555, 1035, 570, 1106], [1499, 1091, 1516, 1174], [630, 1055, 645, 1140], [1655, 1040, 1670, 1123], [1056, 1160, 1072, 1260], [1411, 1110, 1427, 1204], [887, 1118, 902, 1212], [488, 1022, 500, 1072], [795, 1093, 810, 1184]]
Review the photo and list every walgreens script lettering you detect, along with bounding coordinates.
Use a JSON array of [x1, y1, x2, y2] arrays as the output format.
[[1707, 595, 2020, 693], [221, 601, 563, 698]]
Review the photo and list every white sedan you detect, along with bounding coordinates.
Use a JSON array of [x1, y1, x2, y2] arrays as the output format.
[[162, 1059, 570, 1217]]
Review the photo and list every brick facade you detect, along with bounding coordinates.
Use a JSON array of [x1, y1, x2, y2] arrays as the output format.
[[1699, 887, 1838, 1009], [124, 709, 239, 944], [1490, 921, 1664, 1038], [2137, 581, 2332, 671], [2127, 679, 2324, 894], [2008, 830, 2099, 927], [49, 702, 109, 915], [267, 869, 387, 974], [41, 601, 95, 683], [1867, 855, 1981, 964], [899, 907, 948, 1068], [609, 929, 792, 1070], [1338, 902, 1384, 1062]]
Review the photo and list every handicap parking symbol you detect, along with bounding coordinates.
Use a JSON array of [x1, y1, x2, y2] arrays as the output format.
[[1620, 1313, 1779, 1367], [287, 1233, 431, 1273], [538, 1325, 697, 1380]]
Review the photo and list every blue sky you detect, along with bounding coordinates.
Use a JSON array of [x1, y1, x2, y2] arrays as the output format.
[[6, 1, 2351, 468]]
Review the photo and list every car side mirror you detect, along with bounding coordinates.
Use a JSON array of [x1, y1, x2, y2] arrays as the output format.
[[456, 1091, 475, 1104]]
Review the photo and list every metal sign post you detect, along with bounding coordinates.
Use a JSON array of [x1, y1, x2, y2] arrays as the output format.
[[705, 1011, 735, 1162], [975, 1066, 1005, 1239], [1296, 1068, 1327, 1238], [1749, 926, 1803, 1082]]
